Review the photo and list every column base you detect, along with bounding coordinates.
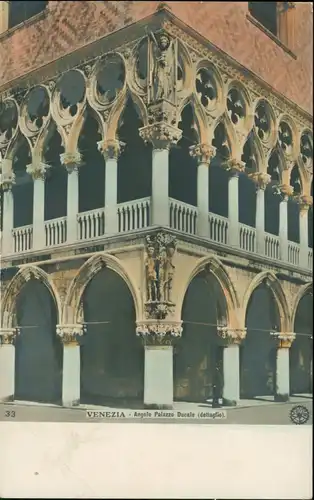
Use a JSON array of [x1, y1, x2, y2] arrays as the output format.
[[222, 397, 238, 407], [274, 393, 289, 402], [62, 398, 80, 408], [0, 394, 14, 403], [144, 403, 173, 410]]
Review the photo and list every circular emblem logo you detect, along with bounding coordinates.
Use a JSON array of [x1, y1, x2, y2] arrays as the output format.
[[289, 405, 310, 425]]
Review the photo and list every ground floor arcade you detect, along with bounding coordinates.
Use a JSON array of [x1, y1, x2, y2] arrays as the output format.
[[0, 262, 312, 408]]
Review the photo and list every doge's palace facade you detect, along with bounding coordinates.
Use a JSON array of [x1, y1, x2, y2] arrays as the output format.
[[0, 1, 312, 409]]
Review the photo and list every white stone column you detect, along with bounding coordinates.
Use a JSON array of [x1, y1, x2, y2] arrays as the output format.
[[218, 327, 246, 406], [0, 161, 15, 255], [0, 329, 19, 402], [136, 321, 182, 409], [57, 324, 84, 407], [298, 195, 312, 269], [98, 139, 124, 235], [278, 184, 293, 262], [61, 152, 81, 245], [249, 173, 271, 255], [190, 144, 216, 238], [26, 161, 50, 250], [273, 332, 295, 402], [139, 122, 182, 228], [224, 159, 245, 248]]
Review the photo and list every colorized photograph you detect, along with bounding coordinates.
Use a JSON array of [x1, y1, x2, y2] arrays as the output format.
[[0, 1, 312, 426]]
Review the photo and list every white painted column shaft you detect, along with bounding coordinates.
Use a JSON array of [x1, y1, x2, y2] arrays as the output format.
[[2, 190, 14, 255], [279, 199, 288, 262], [276, 347, 290, 401], [0, 344, 15, 402], [255, 187, 265, 255], [228, 173, 240, 247], [151, 148, 169, 227], [222, 344, 240, 406], [197, 162, 209, 238], [144, 346, 173, 408], [62, 344, 81, 407], [66, 169, 79, 244], [32, 178, 45, 249], [105, 157, 118, 234]]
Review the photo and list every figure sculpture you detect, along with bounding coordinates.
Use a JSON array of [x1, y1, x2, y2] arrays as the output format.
[[150, 32, 174, 101]]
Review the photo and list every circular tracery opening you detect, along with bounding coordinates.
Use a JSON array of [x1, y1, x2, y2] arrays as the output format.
[[227, 88, 245, 125], [278, 121, 293, 154], [300, 133, 313, 166], [290, 164, 302, 195], [96, 54, 125, 105], [26, 87, 50, 129], [196, 68, 217, 109], [254, 100, 271, 141], [0, 100, 18, 145], [136, 39, 148, 87], [57, 70, 86, 116]]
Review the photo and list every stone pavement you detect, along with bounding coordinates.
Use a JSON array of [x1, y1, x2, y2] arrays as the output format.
[[0, 395, 312, 425]]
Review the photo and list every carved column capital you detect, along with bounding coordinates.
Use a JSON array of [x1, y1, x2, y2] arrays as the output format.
[[97, 139, 125, 161], [248, 172, 271, 191], [26, 161, 50, 180], [270, 331, 296, 348], [0, 327, 20, 345], [223, 158, 245, 176], [0, 171, 15, 191], [60, 151, 82, 173], [139, 123, 182, 150], [296, 194, 313, 214], [278, 183, 294, 201], [217, 327, 247, 345], [56, 324, 85, 346], [189, 144, 216, 165], [136, 320, 183, 346]]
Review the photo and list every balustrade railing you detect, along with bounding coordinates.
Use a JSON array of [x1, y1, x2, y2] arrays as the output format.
[[240, 223, 256, 253], [45, 217, 67, 247], [169, 199, 198, 235], [208, 213, 229, 244], [77, 208, 105, 241], [118, 198, 150, 232], [12, 225, 33, 253], [264, 233, 280, 260], [288, 241, 300, 267]]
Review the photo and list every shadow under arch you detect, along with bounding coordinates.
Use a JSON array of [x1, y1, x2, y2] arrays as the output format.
[[240, 272, 288, 399], [7, 268, 63, 404], [78, 265, 144, 407], [290, 285, 313, 395], [174, 256, 238, 403]]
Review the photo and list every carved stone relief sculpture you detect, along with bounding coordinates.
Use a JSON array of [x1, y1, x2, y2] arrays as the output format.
[[144, 232, 177, 319], [149, 31, 176, 104]]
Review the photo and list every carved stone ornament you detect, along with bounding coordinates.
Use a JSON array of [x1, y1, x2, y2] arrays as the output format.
[[297, 194, 313, 214], [139, 122, 182, 149], [56, 324, 85, 345], [0, 327, 20, 345], [0, 171, 16, 191], [278, 183, 294, 200], [189, 143, 216, 165], [148, 31, 176, 103], [222, 158, 245, 175], [144, 232, 177, 320], [26, 161, 51, 180], [270, 331, 296, 349], [217, 327, 247, 345], [97, 139, 125, 160], [60, 151, 82, 172], [248, 172, 271, 191], [136, 320, 183, 345]]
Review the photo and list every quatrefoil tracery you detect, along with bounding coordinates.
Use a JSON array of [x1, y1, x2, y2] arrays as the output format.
[[227, 88, 245, 125], [195, 68, 217, 109]]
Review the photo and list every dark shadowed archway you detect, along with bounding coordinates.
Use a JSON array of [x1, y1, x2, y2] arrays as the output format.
[[290, 292, 313, 395], [174, 271, 226, 403], [240, 283, 279, 398], [14, 280, 62, 403], [80, 267, 144, 406]]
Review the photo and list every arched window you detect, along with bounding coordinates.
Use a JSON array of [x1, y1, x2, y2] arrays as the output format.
[[8, 1, 48, 29]]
